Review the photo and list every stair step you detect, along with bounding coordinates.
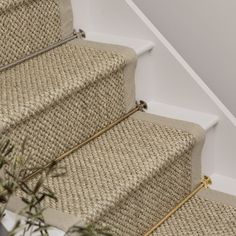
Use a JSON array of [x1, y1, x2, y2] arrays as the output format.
[[151, 193, 236, 235], [0, 39, 137, 172], [8, 112, 204, 235], [86, 32, 155, 56], [148, 102, 219, 131]]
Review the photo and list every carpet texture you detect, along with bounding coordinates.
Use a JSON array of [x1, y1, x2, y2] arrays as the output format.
[[2, 2, 232, 235], [0, 0, 61, 66], [0, 42, 131, 172], [21, 115, 196, 235], [3, 0, 234, 235], [152, 195, 236, 236]]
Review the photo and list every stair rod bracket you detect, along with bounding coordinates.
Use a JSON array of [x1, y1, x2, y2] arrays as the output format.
[[202, 175, 212, 188], [138, 100, 148, 111]]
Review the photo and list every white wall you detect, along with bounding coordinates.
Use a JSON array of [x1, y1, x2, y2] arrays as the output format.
[[134, 0, 236, 117]]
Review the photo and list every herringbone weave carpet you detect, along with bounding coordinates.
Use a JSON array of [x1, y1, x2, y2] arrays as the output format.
[[0, 0, 61, 66], [152, 196, 236, 236], [0, 43, 127, 171], [24, 116, 196, 235]]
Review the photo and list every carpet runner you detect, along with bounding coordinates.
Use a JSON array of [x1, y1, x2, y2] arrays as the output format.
[[9, 112, 203, 235], [1, 0, 236, 235], [0, 40, 136, 172], [152, 194, 236, 236], [0, 0, 66, 67]]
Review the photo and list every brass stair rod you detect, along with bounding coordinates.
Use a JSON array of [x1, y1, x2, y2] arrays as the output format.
[[0, 30, 83, 72], [144, 176, 212, 236], [23, 101, 147, 182]]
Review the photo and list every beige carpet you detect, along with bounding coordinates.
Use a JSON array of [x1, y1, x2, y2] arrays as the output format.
[[152, 195, 236, 236], [11, 113, 201, 235], [0, 0, 61, 66], [0, 41, 137, 172]]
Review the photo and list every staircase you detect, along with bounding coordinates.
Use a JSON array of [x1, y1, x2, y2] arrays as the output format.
[[1, 0, 236, 235]]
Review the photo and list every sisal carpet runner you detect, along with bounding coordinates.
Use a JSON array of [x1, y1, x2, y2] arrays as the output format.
[[152, 195, 236, 236], [0, 0, 62, 66], [15, 113, 199, 235], [0, 42, 135, 172], [1, 0, 236, 235]]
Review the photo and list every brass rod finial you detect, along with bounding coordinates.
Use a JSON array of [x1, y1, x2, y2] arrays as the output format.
[[138, 100, 148, 111], [202, 176, 212, 188], [77, 29, 86, 38]]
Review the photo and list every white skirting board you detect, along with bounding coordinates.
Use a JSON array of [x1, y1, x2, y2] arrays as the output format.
[[86, 32, 155, 57], [210, 174, 236, 197], [147, 101, 219, 131]]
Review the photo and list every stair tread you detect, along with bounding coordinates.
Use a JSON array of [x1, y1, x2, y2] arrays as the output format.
[[152, 194, 236, 236], [9, 112, 204, 234]]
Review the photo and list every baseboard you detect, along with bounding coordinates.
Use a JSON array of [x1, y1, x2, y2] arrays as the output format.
[[210, 174, 236, 197]]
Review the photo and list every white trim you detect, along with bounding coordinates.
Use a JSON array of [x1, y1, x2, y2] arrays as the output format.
[[86, 32, 155, 56], [125, 0, 236, 127], [210, 174, 236, 197], [147, 101, 219, 131]]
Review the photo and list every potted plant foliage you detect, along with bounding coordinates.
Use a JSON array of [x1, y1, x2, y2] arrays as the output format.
[[0, 137, 112, 236]]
